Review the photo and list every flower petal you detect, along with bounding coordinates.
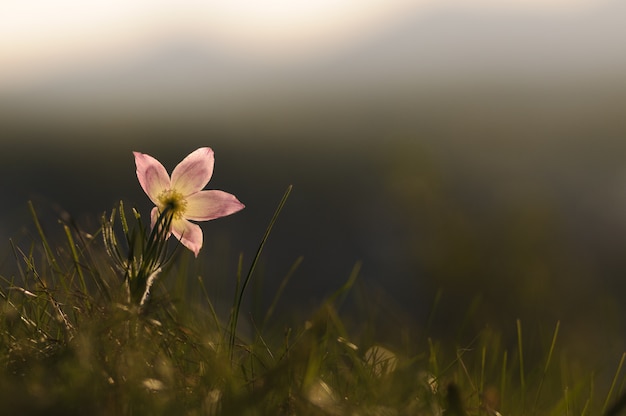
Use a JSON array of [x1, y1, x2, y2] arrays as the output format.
[[171, 218, 203, 257], [134, 151, 171, 204], [171, 147, 214, 196], [150, 206, 159, 230], [185, 190, 245, 221]]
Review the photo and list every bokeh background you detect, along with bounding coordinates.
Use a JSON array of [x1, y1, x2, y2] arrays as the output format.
[[2, 1, 626, 365]]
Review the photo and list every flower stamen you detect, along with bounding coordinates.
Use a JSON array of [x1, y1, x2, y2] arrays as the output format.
[[157, 189, 187, 219]]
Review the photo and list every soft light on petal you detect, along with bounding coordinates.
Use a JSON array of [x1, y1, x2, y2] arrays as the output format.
[[170, 218, 203, 257], [185, 190, 245, 221], [134, 151, 171, 204], [171, 147, 214, 196], [150, 206, 159, 230], [134, 147, 244, 258]]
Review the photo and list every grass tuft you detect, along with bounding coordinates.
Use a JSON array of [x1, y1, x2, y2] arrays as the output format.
[[0, 198, 623, 415]]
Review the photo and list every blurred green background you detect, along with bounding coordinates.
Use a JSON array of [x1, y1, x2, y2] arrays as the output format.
[[1, 1, 626, 364]]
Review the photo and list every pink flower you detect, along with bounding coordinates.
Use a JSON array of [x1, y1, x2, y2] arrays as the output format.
[[133, 147, 244, 257]]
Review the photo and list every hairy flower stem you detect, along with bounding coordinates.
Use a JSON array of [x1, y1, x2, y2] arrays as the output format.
[[103, 202, 176, 310], [128, 207, 173, 307]]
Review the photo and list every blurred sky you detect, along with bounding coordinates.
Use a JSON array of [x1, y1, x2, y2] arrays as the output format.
[[0, 0, 599, 79], [1, 0, 620, 120]]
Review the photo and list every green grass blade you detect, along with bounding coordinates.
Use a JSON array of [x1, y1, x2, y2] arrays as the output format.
[[580, 374, 593, 416], [325, 261, 361, 306], [262, 255, 303, 329], [426, 287, 443, 335], [602, 352, 626, 414], [428, 338, 440, 377], [63, 224, 88, 295], [226, 253, 244, 355], [229, 185, 293, 363], [533, 320, 560, 413], [28, 201, 63, 277]]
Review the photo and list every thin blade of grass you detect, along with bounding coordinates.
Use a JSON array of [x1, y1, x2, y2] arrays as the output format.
[[428, 338, 440, 377], [8, 239, 28, 288], [580, 374, 593, 416], [325, 261, 361, 306], [605, 391, 626, 416], [228, 185, 293, 363], [226, 253, 244, 355], [602, 352, 626, 414], [28, 201, 63, 277], [533, 320, 560, 412], [14, 245, 74, 340], [426, 288, 443, 341], [262, 255, 303, 329], [63, 224, 88, 294]]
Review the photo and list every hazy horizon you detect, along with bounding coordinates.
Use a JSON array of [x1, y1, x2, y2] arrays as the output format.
[[2, 0, 625, 119]]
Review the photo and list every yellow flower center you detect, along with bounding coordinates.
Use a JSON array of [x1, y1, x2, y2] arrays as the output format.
[[157, 189, 187, 220]]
